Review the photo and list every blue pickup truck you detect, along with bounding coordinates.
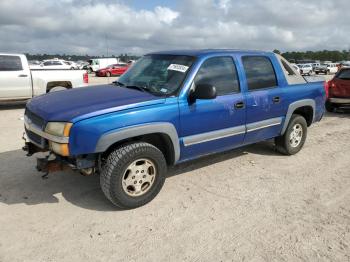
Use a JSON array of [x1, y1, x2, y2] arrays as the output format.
[[23, 49, 326, 209]]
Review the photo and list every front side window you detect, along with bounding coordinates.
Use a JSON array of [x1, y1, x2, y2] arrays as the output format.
[[0, 55, 23, 71], [193, 56, 240, 95], [118, 54, 195, 96], [242, 56, 277, 91]]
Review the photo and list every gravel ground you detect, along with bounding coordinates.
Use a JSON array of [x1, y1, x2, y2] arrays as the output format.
[[0, 75, 349, 262]]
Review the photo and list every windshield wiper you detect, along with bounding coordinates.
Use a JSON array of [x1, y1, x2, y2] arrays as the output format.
[[113, 81, 145, 92], [125, 85, 148, 92], [113, 81, 125, 86]]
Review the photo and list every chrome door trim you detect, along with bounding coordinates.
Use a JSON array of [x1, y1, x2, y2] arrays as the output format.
[[183, 125, 245, 147]]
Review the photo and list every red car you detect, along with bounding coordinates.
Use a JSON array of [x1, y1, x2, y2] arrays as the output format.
[[95, 63, 130, 77], [325, 68, 350, 112]]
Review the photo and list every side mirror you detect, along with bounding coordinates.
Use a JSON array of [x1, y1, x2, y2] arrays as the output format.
[[190, 83, 217, 101]]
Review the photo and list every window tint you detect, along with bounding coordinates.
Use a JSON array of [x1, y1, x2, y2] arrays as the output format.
[[194, 56, 240, 95], [0, 55, 23, 71], [52, 61, 62, 65], [242, 56, 277, 91], [43, 61, 52, 66]]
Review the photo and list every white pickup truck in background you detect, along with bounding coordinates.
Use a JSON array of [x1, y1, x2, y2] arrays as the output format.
[[0, 53, 88, 101]]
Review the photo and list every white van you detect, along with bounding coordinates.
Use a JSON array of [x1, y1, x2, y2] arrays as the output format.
[[87, 58, 119, 73]]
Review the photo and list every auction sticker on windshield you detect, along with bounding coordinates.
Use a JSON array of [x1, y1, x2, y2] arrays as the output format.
[[167, 64, 189, 73]]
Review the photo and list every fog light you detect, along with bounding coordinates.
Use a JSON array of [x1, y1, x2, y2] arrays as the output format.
[[50, 142, 69, 156]]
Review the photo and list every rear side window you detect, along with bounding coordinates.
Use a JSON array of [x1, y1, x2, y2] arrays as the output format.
[[242, 56, 277, 91], [43, 61, 52, 66], [0, 55, 23, 71], [194, 56, 240, 95], [337, 69, 350, 79]]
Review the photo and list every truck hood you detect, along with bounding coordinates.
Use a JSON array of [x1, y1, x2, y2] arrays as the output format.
[[26, 85, 165, 122]]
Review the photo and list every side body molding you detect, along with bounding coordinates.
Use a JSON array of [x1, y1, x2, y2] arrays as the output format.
[[95, 122, 180, 163], [281, 99, 315, 134]]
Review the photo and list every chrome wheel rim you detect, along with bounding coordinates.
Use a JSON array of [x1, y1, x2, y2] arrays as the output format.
[[121, 158, 156, 197], [289, 123, 303, 148]]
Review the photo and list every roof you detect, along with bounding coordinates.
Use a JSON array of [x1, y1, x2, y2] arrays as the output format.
[[148, 49, 272, 57]]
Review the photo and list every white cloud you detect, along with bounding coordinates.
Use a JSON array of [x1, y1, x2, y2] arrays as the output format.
[[0, 0, 348, 55]]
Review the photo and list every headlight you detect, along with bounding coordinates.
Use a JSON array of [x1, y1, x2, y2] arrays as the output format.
[[45, 122, 72, 137]]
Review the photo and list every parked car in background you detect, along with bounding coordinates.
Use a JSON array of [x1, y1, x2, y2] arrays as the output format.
[[95, 63, 130, 77], [23, 49, 325, 209], [0, 53, 88, 101], [87, 58, 119, 73], [64, 61, 79, 70], [312, 63, 320, 70], [325, 68, 350, 112], [297, 64, 313, 75], [76, 61, 89, 70], [340, 61, 350, 68], [315, 63, 338, 75], [40, 59, 74, 70]]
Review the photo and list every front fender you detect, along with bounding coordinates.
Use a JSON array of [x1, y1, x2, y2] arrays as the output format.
[[95, 122, 180, 163]]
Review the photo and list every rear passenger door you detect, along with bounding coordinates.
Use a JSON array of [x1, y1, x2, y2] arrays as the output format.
[[241, 56, 285, 144]]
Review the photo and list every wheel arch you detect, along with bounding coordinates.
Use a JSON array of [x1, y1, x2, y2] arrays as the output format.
[[281, 99, 315, 135], [46, 81, 72, 93], [95, 123, 180, 165]]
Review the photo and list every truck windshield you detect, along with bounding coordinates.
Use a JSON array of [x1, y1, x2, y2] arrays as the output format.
[[117, 54, 195, 96]]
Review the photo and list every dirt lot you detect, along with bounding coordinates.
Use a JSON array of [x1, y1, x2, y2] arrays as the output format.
[[0, 75, 349, 262]]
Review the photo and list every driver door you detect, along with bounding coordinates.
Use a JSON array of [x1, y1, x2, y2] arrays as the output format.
[[179, 56, 246, 161]]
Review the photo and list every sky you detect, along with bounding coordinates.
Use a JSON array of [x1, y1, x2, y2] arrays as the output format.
[[0, 0, 348, 56]]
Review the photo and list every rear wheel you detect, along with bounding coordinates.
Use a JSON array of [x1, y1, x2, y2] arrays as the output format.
[[49, 86, 67, 92], [275, 114, 307, 155], [100, 142, 167, 209]]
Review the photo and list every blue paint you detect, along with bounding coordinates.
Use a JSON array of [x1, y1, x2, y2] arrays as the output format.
[[25, 49, 326, 162]]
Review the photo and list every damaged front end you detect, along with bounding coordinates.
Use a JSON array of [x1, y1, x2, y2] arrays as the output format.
[[22, 110, 98, 178], [23, 139, 98, 178]]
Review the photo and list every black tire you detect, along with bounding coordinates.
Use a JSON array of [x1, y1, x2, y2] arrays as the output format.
[[325, 100, 335, 112], [100, 142, 167, 209], [275, 114, 307, 155], [315, 72, 319, 75]]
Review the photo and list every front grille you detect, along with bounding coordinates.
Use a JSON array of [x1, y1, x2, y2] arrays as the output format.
[[25, 127, 42, 145], [25, 109, 46, 130], [24, 109, 47, 148]]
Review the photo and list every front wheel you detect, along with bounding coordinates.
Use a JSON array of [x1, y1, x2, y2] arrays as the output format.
[[100, 142, 167, 209], [275, 114, 307, 155]]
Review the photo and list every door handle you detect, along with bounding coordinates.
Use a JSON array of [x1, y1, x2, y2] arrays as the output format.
[[234, 101, 245, 109], [18, 74, 28, 77], [273, 96, 280, 103]]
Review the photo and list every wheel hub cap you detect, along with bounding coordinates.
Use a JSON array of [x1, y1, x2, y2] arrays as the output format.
[[122, 159, 156, 197], [289, 123, 303, 148]]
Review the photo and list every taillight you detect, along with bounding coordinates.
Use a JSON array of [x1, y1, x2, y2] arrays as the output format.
[[324, 81, 329, 99], [83, 72, 88, 84]]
